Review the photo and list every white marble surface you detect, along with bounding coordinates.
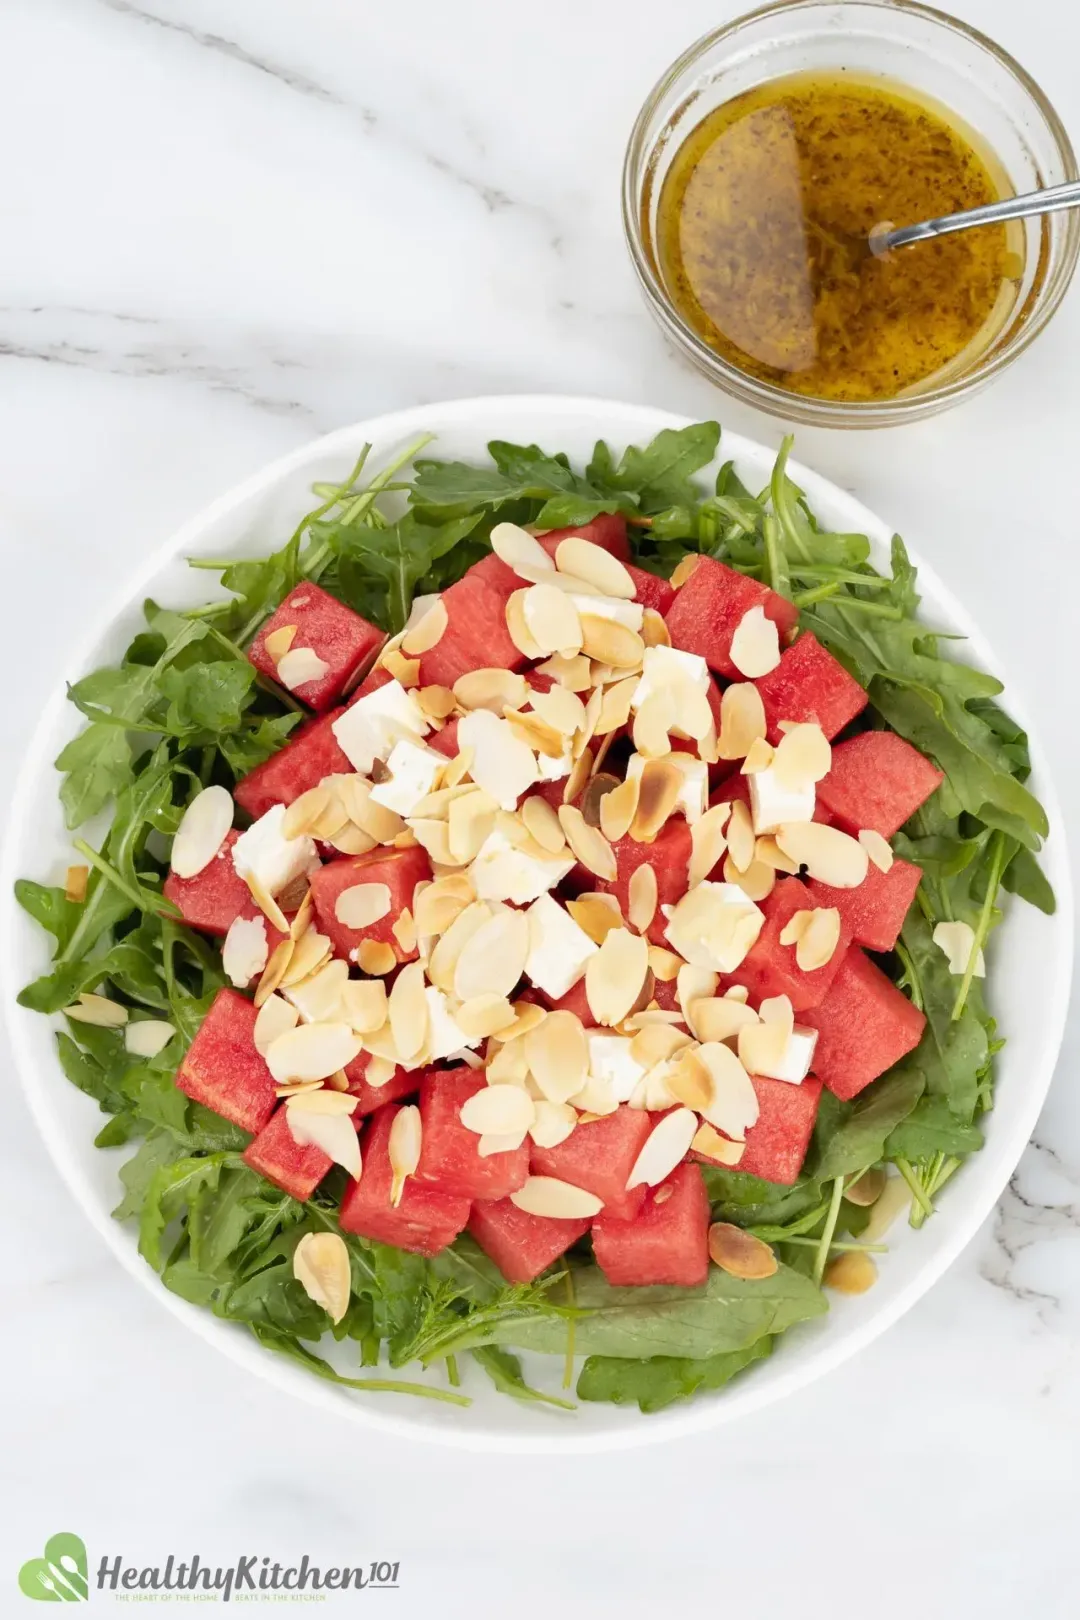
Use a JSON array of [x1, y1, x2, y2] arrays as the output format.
[[1, 0, 1078, 1612]]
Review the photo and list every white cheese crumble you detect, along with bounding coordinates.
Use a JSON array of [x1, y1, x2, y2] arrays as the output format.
[[331, 679, 429, 774], [524, 894, 598, 998], [232, 804, 317, 897]]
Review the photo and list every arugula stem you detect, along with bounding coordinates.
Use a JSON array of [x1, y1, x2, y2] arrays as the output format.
[[895, 1157, 935, 1219], [330, 1377, 471, 1407], [828, 598, 905, 619], [72, 838, 163, 916], [892, 940, 924, 1011], [794, 582, 843, 608], [301, 433, 436, 588], [813, 1178, 845, 1285], [762, 511, 786, 597], [779, 1236, 888, 1254], [951, 830, 1006, 1021], [445, 1353, 461, 1388]]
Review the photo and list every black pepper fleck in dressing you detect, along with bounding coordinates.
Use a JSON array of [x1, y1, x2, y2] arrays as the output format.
[[654, 73, 1020, 401]]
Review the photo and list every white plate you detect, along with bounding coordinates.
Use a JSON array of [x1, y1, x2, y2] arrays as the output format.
[[1, 397, 1072, 1453]]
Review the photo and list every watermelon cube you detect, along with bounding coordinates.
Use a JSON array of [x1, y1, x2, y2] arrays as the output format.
[[754, 632, 868, 743], [415, 1069, 530, 1200], [538, 514, 632, 563], [249, 583, 385, 711], [802, 947, 926, 1100], [816, 732, 944, 838], [419, 571, 528, 687], [242, 1104, 333, 1200], [530, 1106, 653, 1221], [233, 710, 353, 820], [344, 1051, 420, 1115], [309, 845, 431, 965], [177, 987, 276, 1134], [695, 1075, 823, 1185], [164, 828, 251, 937], [427, 716, 460, 759], [591, 1162, 710, 1287], [624, 562, 675, 617], [595, 817, 693, 946], [731, 875, 853, 1011], [807, 856, 922, 953], [339, 1104, 471, 1256], [537, 976, 599, 1026], [665, 556, 799, 679], [468, 1197, 591, 1284]]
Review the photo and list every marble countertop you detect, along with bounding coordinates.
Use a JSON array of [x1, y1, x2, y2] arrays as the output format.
[[1, 0, 1078, 1612]]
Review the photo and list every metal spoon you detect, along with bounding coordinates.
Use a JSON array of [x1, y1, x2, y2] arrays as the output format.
[[870, 177, 1080, 256]]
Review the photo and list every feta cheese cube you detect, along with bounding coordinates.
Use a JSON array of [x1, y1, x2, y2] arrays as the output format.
[[749, 765, 816, 836], [569, 594, 644, 633], [632, 644, 711, 711], [586, 1033, 646, 1103], [425, 986, 481, 1061], [331, 679, 429, 774], [369, 738, 445, 816], [756, 1025, 818, 1085], [627, 751, 708, 823], [471, 828, 574, 905], [524, 894, 598, 998], [232, 804, 317, 897]]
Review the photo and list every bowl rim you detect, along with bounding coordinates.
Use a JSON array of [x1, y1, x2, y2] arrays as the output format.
[[621, 0, 1080, 427], [1, 393, 1073, 1453]]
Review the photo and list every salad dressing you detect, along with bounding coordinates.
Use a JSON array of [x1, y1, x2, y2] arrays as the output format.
[[652, 73, 1022, 401]]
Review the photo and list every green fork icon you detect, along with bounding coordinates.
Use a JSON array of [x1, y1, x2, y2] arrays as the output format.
[[18, 1534, 88, 1602]]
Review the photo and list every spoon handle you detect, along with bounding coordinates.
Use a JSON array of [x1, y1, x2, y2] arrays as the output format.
[[881, 178, 1080, 253]]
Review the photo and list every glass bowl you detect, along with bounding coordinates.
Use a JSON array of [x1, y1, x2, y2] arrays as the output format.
[[622, 0, 1080, 427]]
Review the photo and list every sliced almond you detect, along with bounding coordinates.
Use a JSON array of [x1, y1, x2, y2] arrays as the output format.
[[292, 1232, 351, 1324], [64, 992, 128, 1028], [860, 828, 895, 873], [861, 1175, 913, 1240], [629, 1021, 692, 1068], [558, 804, 617, 881], [670, 553, 702, 588], [567, 894, 625, 945], [170, 784, 233, 879], [755, 835, 801, 874], [505, 588, 545, 659], [441, 744, 474, 789], [452, 668, 527, 716], [676, 963, 718, 1033], [665, 885, 763, 974], [254, 937, 295, 1006], [666, 1047, 715, 1112], [632, 690, 674, 758], [477, 1129, 528, 1157], [640, 608, 671, 648], [520, 794, 566, 853], [717, 683, 767, 761], [741, 737, 775, 775], [626, 1108, 698, 1189], [459, 709, 540, 810], [453, 906, 530, 1001], [708, 1223, 778, 1280], [777, 822, 870, 888], [286, 1106, 362, 1180], [491, 998, 548, 1044], [266, 1021, 362, 1084], [460, 1084, 535, 1136], [726, 799, 756, 873], [536, 652, 593, 691], [282, 785, 333, 842], [381, 648, 421, 688], [427, 900, 493, 993], [562, 745, 594, 805], [414, 876, 474, 940], [358, 939, 397, 976], [688, 803, 731, 888], [824, 1252, 878, 1294], [845, 1166, 888, 1208], [579, 615, 645, 669], [328, 825, 379, 859], [696, 1041, 759, 1138], [363, 1054, 398, 1089], [647, 945, 683, 982], [933, 920, 986, 978], [629, 758, 685, 843], [222, 913, 270, 987], [529, 685, 587, 737], [779, 909, 813, 947], [585, 927, 650, 1027], [628, 863, 658, 933], [417, 683, 458, 721], [124, 1019, 176, 1058], [392, 908, 418, 957], [773, 722, 831, 790], [338, 977, 388, 1034], [387, 961, 428, 1063], [524, 1010, 589, 1103], [279, 927, 332, 989], [334, 882, 392, 930], [491, 521, 555, 578], [555, 535, 635, 598], [265, 623, 298, 662], [455, 994, 517, 1038], [387, 1104, 422, 1206], [510, 1176, 603, 1219], [595, 675, 639, 736], [277, 647, 331, 691], [729, 604, 781, 678], [722, 853, 777, 903], [599, 774, 640, 843], [505, 707, 567, 761], [795, 906, 842, 971], [692, 1123, 745, 1165], [64, 864, 89, 903], [410, 818, 458, 868], [522, 582, 582, 657], [243, 873, 290, 935], [528, 1100, 578, 1149], [448, 789, 498, 864], [691, 996, 760, 1044], [401, 597, 449, 656]]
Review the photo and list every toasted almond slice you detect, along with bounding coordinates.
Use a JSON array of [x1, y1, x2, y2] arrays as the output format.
[[413, 875, 474, 939], [511, 1176, 603, 1219], [760, 993, 795, 1037], [522, 582, 582, 657], [723, 853, 776, 903], [579, 615, 645, 669], [473, 1128, 525, 1156], [388, 1104, 422, 1206], [628, 863, 658, 933], [452, 668, 529, 716], [824, 1252, 878, 1294], [861, 1175, 912, 1240], [266, 1021, 362, 1084], [845, 1166, 888, 1208], [562, 745, 594, 805], [287, 1107, 362, 1180], [741, 737, 775, 775], [222, 913, 270, 987], [776, 822, 869, 888], [594, 675, 638, 737], [448, 789, 498, 864], [293, 1231, 351, 1324], [338, 978, 388, 1034], [691, 996, 760, 1044], [676, 963, 718, 1034], [275, 1078, 324, 1099], [796, 906, 842, 971], [417, 683, 458, 720], [243, 873, 290, 934], [647, 945, 683, 982], [288, 890, 314, 945], [124, 1019, 176, 1058], [598, 774, 639, 843], [629, 1021, 692, 1068], [277, 646, 332, 691], [453, 906, 530, 1001], [441, 745, 474, 789], [860, 828, 895, 872], [525, 1010, 589, 1104], [932, 920, 986, 978], [491, 999, 548, 1044], [387, 961, 428, 1063], [641, 608, 671, 648], [558, 804, 617, 880], [554, 535, 635, 597], [64, 992, 128, 1028], [280, 927, 332, 989], [409, 818, 458, 867], [382, 647, 422, 688], [666, 1048, 715, 1112], [505, 589, 545, 659], [401, 597, 449, 656], [491, 520, 555, 578], [631, 690, 675, 759], [427, 900, 492, 993], [626, 1107, 698, 1189], [567, 894, 625, 945], [573, 685, 604, 760], [696, 1041, 759, 1138], [779, 909, 813, 947], [171, 784, 233, 878], [629, 758, 685, 843], [755, 834, 800, 874], [708, 1223, 778, 1280], [358, 939, 397, 976], [773, 722, 831, 790], [536, 651, 593, 691], [585, 927, 650, 1027], [460, 1083, 535, 1137], [390, 906, 416, 956], [688, 803, 730, 888], [505, 707, 567, 760], [729, 604, 781, 678], [254, 937, 295, 1006], [455, 993, 517, 1039], [265, 623, 298, 662], [363, 1054, 398, 1089], [725, 799, 756, 873], [285, 1086, 360, 1116], [670, 553, 702, 589], [692, 1123, 745, 1165], [64, 864, 89, 903], [331, 823, 379, 857], [520, 795, 566, 854], [529, 685, 587, 738], [334, 882, 393, 930], [717, 682, 767, 761], [528, 1100, 578, 1149], [486, 1034, 531, 1084]]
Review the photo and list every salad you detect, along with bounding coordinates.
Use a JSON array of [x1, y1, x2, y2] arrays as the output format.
[[16, 422, 1053, 1416]]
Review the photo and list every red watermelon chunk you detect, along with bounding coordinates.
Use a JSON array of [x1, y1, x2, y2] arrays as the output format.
[[233, 709, 353, 820], [816, 732, 944, 838], [420, 572, 527, 687], [802, 947, 926, 1100], [415, 1069, 530, 1201], [731, 875, 853, 1011], [344, 1051, 420, 1115], [624, 562, 675, 617], [595, 817, 693, 946], [309, 845, 431, 965], [177, 987, 276, 1134], [807, 856, 922, 953], [249, 583, 385, 711], [754, 632, 868, 743], [242, 1104, 333, 1200], [538, 513, 631, 563], [427, 716, 460, 759], [695, 1075, 823, 1185], [537, 976, 599, 1026], [468, 1197, 591, 1284], [164, 829, 250, 937], [591, 1162, 710, 1287], [339, 1104, 471, 1256], [665, 556, 799, 679], [530, 1106, 652, 1221]]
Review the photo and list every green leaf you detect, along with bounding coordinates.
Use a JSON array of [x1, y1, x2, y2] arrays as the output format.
[[884, 1097, 985, 1161], [814, 1067, 926, 1181], [218, 712, 303, 777], [470, 1345, 575, 1411], [189, 1165, 266, 1276], [577, 1335, 772, 1413], [158, 660, 256, 736], [14, 879, 81, 952], [1001, 847, 1056, 915], [113, 1130, 185, 1221], [138, 1152, 236, 1270], [55, 724, 133, 827], [331, 511, 482, 633], [589, 422, 721, 511]]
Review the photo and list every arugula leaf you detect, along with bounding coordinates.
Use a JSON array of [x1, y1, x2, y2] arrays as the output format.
[[139, 1152, 238, 1270], [577, 1335, 772, 1413], [411, 442, 619, 528], [158, 660, 256, 737], [884, 1097, 985, 1161], [55, 724, 133, 827], [14, 880, 81, 952], [814, 1067, 926, 1181], [218, 712, 303, 777], [587, 422, 721, 511], [470, 1345, 575, 1411], [329, 511, 481, 633]]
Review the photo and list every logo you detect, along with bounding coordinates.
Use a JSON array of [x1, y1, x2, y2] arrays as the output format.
[[19, 1534, 88, 1602]]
